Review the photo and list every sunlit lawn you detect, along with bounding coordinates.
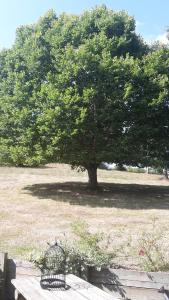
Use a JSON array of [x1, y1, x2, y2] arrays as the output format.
[[0, 163, 169, 268]]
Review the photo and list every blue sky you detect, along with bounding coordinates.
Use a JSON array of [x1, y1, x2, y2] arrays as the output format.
[[0, 0, 169, 48]]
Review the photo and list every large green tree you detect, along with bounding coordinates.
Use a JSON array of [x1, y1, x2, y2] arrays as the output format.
[[0, 6, 148, 188], [121, 47, 169, 177], [143, 48, 169, 176]]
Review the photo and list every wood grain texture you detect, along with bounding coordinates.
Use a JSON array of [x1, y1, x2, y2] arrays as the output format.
[[89, 267, 169, 288], [5, 259, 169, 300], [12, 274, 118, 300], [89, 267, 168, 300]]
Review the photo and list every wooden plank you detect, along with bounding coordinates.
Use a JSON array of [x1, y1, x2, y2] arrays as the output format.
[[91, 279, 169, 290], [8, 259, 40, 277], [7, 261, 169, 300], [13, 277, 56, 300], [12, 276, 165, 300], [97, 284, 165, 300], [12, 275, 117, 300], [67, 274, 119, 300], [33, 277, 92, 300], [89, 268, 169, 289], [0, 252, 7, 300], [13, 276, 85, 300], [6, 259, 40, 300], [90, 268, 169, 283], [12, 275, 118, 300]]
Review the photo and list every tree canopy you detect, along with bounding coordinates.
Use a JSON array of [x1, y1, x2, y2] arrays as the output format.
[[0, 6, 168, 188]]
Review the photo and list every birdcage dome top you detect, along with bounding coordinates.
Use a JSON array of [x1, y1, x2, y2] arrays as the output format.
[[45, 242, 65, 257]]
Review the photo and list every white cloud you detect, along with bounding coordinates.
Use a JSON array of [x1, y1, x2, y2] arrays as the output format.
[[156, 32, 169, 45], [136, 20, 144, 27], [143, 34, 157, 45], [143, 32, 169, 46]]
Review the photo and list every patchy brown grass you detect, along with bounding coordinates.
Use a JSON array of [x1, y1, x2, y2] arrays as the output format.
[[0, 164, 169, 268]]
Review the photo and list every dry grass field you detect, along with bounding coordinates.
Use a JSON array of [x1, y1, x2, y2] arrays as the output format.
[[0, 163, 169, 268]]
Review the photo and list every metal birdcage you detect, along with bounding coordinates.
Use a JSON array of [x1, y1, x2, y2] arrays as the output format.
[[40, 242, 66, 289]]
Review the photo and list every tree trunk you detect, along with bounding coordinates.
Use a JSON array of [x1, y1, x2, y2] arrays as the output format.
[[87, 164, 98, 190], [164, 166, 169, 179]]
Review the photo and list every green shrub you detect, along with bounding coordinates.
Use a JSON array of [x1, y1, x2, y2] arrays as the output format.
[[137, 221, 169, 272], [127, 167, 146, 173], [148, 167, 163, 174], [29, 220, 116, 276], [69, 220, 115, 268]]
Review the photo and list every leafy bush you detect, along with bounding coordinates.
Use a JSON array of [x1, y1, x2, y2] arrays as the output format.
[[69, 220, 115, 267], [148, 167, 163, 174], [137, 221, 169, 272], [29, 220, 116, 277], [127, 167, 146, 173]]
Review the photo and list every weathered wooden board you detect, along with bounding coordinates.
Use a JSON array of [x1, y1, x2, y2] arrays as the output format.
[[12, 274, 119, 300], [89, 267, 169, 288], [5, 259, 169, 300], [88, 267, 169, 300], [95, 284, 164, 300], [7, 259, 40, 277], [5, 259, 40, 300], [0, 252, 7, 300]]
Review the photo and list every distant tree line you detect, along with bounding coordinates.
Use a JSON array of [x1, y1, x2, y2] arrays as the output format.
[[0, 5, 169, 188]]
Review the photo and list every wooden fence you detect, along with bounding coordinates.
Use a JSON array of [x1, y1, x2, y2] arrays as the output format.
[[1, 253, 169, 300]]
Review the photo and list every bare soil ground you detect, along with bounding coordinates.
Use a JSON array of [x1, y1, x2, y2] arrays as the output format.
[[0, 164, 169, 268]]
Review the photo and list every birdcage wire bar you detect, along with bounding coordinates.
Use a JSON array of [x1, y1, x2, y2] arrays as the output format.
[[40, 242, 66, 289]]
